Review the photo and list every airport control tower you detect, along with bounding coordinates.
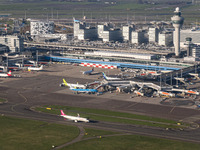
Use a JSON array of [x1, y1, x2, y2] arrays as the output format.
[[171, 7, 184, 57]]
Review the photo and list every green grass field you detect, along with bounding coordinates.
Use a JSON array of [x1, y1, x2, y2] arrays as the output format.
[[83, 128, 118, 139], [0, 99, 6, 103], [1, 114, 199, 150], [62, 134, 200, 150], [35, 105, 188, 129], [0, 116, 79, 150]]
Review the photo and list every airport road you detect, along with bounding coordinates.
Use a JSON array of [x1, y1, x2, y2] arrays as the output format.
[[0, 64, 200, 143]]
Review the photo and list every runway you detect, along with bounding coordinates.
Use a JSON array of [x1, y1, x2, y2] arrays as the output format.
[[1, 64, 200, 144]]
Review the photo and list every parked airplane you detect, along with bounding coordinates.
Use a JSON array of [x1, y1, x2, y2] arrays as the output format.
[[70, 87, 98, 94], [27, 65, 43, 71], [185, 90, 199, 95], [0, 70, 12, 78], [134, 90, 144, 96], [172, 88, 199, 95], [60, 110, 89, 123], [60, 79, 86, 89], [157, 91, 175, 97], [102, 72, 121, 80], [189, 73, 200, 80], [81, 68, 94, 75], [174, 77, 186, 84]]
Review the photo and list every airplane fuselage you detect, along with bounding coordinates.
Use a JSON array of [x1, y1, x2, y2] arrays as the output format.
[[83, 70, 93, 75], [0, 74, 9, 77], [71, 88, 98, 93], [28, 65, 43, 71], [61, 115, 89, 122]]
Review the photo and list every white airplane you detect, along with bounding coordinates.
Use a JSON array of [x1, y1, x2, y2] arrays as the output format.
[[134, 90, 144, 96], [189, 73, 200, 80], [60, 110, 89, 123], [27, 65, 43, 71], [0, 70, 12, 78], [157, 91, 175, 97], [102, 72, 121, 81], [185, 90, 199, 95], [160, 70, 173, 73], [172, 88, 199, 95], [174, 77, 186, 84], [81, 68, 94, 75], [60, 79, 86, 89]]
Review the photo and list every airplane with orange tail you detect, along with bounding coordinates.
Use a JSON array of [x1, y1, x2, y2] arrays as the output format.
[[157, 91, 175, 97]]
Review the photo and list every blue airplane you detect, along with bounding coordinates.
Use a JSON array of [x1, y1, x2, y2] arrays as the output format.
[[70, 88, 98, 94]]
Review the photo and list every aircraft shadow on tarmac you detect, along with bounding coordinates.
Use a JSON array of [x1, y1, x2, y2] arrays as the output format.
[[86, 72, 101, 76], [61, 119, 98, 123], [88, 120, 98, 123]]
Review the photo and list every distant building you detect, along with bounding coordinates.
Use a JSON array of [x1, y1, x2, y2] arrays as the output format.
[[74, 21, 97, 40], [0, 35, 24, 52], [131, 31, 145, 44], [184, 37, 194, 57], [148, 27, 159, 43], [30, 21, 54, 36], [192, 46, 200, 57], [74, 21, 86, 38], [158, 32, 173, 46], [122, 25, 135, 41], [97, 23, 113, 39], [183, 37, 200, 62], [102, 28, 122, 42]]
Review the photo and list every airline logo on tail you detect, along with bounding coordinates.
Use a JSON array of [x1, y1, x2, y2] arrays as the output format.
[[61, 110, 65, 116], [62, 79, 68, 86], [102, 72, 107, 80], [7, 70, 12, 76]]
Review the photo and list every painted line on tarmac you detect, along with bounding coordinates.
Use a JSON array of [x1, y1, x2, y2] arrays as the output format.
[[169, 106, 176, 113]]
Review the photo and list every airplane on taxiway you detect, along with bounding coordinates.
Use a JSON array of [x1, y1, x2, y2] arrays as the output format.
[[81, 68, 94, 75], [60, 110, 89, 123], [0, 70, 12, 78], [27, 65, 43, 71]]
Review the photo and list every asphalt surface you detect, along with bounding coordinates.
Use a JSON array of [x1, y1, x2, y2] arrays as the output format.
[[0, 64, 200, 144]]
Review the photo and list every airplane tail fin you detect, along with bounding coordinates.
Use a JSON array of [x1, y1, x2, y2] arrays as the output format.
[[63, 79, 68, 86], [61, 110, 65, 116], [7, 70, 11, 76], [102, 72, 107, 79]]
